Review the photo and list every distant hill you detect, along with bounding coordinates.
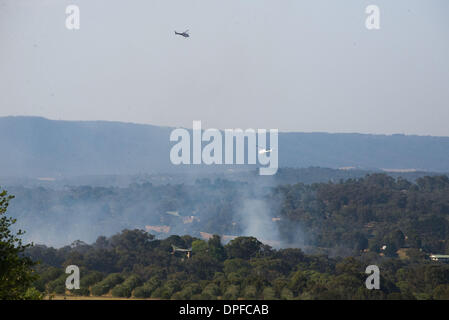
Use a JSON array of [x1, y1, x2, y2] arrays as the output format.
[[0, 116, 173, 177], [1, 116, 449, 177]]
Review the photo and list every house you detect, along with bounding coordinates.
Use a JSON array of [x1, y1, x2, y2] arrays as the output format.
[[145, 225, 171, 233]]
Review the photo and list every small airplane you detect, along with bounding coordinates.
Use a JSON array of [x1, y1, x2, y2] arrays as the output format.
[[175, 29, 190, 38]]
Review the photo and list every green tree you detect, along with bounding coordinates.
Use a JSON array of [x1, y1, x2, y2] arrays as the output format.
[[225, 237, 263, 259], [0, 189, 38, 299], [208, 235, 226, 261], [433, 284, 449, 300], [191, 240, 208, 254]]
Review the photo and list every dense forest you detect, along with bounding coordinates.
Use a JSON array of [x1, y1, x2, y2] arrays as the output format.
[[25, 230, 449, 300], [11, 173, 449, 300], [8, 173, 449, 255], [274, 174, 449, 254]]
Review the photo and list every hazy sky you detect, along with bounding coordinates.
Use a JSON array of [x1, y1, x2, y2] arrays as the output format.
[[1, 0, 448, 135]]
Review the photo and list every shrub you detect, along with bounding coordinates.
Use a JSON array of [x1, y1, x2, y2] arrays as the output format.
[[46, 275, 66, 294], [202, 283, 221, 297], [262, 287, 276, 299], [150, 287, 164, 299], [82, 271, 104, 288], [171, 283, 201, 300], [90, 273, 124, 296], [54, 284, 66, 295], [243, 285, 258, 299], [280, 287, 294, 300], [134, 277, 161, 298], [223, 285, 240, 300], [111, 284, 132, 298]]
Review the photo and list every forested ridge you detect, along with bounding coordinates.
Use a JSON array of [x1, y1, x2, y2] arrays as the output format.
[[25, 229, 449, 300], [9, 173, 449, 252], [275, 174, 449, 253], [19, 174, 449, 300]]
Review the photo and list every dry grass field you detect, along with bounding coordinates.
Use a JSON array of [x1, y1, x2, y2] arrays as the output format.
[[45, 295, 159, 300]]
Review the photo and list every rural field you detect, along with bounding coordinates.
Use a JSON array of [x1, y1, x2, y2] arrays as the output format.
[[45, 295, 157, 300]]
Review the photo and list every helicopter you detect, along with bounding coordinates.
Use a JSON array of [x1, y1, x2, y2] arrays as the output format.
[[175, 29, 190, 38]]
